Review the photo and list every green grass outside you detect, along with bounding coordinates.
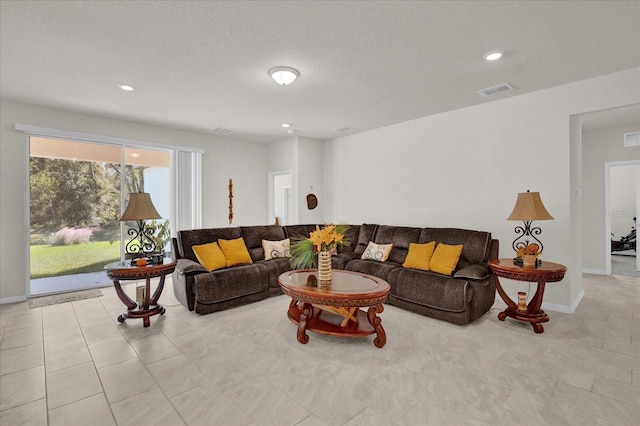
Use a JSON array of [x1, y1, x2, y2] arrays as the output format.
[[30, 241, 120, 279]]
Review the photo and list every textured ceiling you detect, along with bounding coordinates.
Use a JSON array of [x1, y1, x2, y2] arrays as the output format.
[[1, 1, 639, 143]]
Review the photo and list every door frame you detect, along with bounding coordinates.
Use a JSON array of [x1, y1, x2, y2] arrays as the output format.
[[268, 170, 294, 225]]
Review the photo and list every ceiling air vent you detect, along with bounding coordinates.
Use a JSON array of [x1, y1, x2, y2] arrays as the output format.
[[477, 83, 513, 97], [623, 132, 639, 147], [209, 127, 235, 135], [334, 126, 353, 133]]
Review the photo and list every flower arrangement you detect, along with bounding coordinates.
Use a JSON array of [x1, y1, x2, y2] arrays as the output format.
[[516, 243, 541, 258], [290, 224, 349, 269]]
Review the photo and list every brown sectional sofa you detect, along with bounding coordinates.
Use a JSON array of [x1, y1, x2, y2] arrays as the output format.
[[172, 223, 498, 324]]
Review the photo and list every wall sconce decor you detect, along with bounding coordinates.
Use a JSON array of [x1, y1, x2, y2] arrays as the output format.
[[306, 186, 318, 210], [228, 178, 233, 224]]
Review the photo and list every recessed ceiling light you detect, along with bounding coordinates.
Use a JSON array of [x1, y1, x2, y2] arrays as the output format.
[[483, 51, 503, 61], [118, 84, 135, 91], [281, 123, 291, 128], [269, 67, 299, 86]]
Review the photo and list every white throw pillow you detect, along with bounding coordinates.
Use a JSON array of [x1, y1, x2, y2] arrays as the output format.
[[262, 238, 291, 260], [361, 241, 393, 262]]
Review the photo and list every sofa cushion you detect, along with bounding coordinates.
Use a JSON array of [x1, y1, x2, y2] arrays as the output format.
[[192, 241, 227, 272], [345, 259, 401, 281], [262, 239, 290, 260], [338, 225, 361, 254], [361, 241, 393, 262], [332, 251, 360, 269], [388, 268, 470, 312], [283, 224, 318, 240], [373, 225, 421, 264], [419, 228, 492, 268], [354, 224, 378, 255], [255, 257, 292, 289], [430, 243, 463, 276], [218, 238, 253, 267], [194, 263, 269, 303], [454, 264, 491, 281], [177, 227, 242, 262], [402, 241, 436, 271], [241, 225, 287, 261]]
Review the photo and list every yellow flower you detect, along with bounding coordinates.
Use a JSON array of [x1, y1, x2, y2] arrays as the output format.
[[289, 224, 350, 269]]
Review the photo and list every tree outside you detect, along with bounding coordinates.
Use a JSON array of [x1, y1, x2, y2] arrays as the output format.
[[30, 157, 147, 278]]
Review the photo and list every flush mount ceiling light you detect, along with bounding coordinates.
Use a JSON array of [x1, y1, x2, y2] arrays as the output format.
[[269, 67, 299, 86], [281, 123, 291, 128], [483, 51, 503, 61], [118, 84, 135, 91]]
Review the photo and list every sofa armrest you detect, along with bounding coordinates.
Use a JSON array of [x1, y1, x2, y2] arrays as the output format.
[[175, 258, 208, 276], [454, 263, 491, 281]]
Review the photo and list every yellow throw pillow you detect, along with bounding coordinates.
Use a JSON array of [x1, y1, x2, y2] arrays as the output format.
[[430, 243, 463, 276], [192, 241, 227, 272], [262, 238, 291, 260], [361, 241, 393, 262], [402, 241, 436, 271], [218, 238, 253, 267]]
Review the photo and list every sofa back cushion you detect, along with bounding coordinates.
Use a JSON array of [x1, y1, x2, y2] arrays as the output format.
[[283, 224, 319, 240], [177, 227, 242, 262], [354, 224, 378, 255], [241, 225, 287, 262], [373, 225, 421, 264], [340, 225, 361, 253], [419, 228, 492, 268]]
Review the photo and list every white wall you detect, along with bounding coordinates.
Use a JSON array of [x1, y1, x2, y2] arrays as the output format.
[[268, 137, 298, 224], [267, 136, 324, 225], [274, 173, 292, 224], [0, 100, 269, 302], [296, 137, 324, 225], [323, 68, 640, 312], [582, 123, 640, 272]]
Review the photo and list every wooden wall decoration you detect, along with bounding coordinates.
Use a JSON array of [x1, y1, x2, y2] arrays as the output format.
[[228, 178, 233, 224]]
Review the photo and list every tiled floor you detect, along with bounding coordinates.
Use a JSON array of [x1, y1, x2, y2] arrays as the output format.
[[0, 273, 638, 425]]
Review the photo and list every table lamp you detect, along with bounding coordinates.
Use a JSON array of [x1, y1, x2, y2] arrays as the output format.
[[507, 190, 554, 253], [120, 192, 162, 257]]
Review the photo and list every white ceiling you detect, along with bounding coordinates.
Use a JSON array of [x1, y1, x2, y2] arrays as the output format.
[[1, 1, 639, 143]]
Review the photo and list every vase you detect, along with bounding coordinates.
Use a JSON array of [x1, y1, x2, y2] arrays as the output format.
[[517, 291, 528, 312], [317, 250, 332, 287], [522, 254, 537, 268]]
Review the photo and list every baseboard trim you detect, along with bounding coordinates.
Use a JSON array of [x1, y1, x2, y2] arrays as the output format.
[[582, 268, 607, 275], [542, 289, 584, 314], [0, 295, 28, 305]]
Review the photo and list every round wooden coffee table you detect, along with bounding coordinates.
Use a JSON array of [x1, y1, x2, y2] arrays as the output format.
[[104, 258, 176, 327], [278, 269, 391, 348]]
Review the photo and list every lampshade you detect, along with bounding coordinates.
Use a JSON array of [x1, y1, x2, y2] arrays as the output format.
[[507, 191, 553, 221], [269, 67, 299, 86], [119, 192, 161, 221]]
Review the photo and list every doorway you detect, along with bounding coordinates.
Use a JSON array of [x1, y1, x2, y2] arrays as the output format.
[[606, 161, 639, 277], [29, 137, 170, 296], [269, 171, 294, 225]]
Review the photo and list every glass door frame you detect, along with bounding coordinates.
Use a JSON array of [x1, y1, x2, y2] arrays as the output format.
[[25, 134, 173, 296], [18, 122, 203, 299]]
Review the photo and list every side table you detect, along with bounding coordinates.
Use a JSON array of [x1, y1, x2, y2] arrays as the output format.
[[104, 258, 177, 327], [488, 258, 566, 334]]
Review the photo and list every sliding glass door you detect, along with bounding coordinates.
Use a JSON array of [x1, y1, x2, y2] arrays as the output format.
[[29, 137, 170, 296]]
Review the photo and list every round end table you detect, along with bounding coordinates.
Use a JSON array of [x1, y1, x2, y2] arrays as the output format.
[[104, 258, 176, 327], [488, 258, 566, 334]]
